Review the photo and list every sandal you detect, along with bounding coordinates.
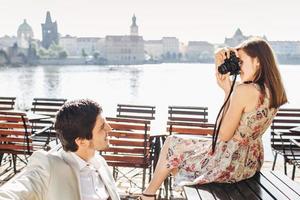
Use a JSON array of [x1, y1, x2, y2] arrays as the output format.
[[137, 193, 156, 200]]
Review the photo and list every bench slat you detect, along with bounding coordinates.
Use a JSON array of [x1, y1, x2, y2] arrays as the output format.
[[234, 181, 261, 199], [245, 178, 275, 200], [223, 183, 245, 199], [184, 186, 202, 200], [270, 171, 300, 195], [260, 171, 300, 199], [208, 184, 231, 200], [196, 185, 216, 200], [254, 172, 289, 200]]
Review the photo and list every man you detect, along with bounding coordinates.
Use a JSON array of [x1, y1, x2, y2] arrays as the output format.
[[0, 99, 120, 200]]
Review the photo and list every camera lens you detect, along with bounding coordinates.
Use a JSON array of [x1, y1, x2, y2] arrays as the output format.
[[217, 51, 240, 75]]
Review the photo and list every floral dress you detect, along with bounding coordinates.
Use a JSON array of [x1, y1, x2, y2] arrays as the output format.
[[166, 85, 277, 189]]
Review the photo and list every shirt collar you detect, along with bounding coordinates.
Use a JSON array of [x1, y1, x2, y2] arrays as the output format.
[[70, 152, 91, 171]]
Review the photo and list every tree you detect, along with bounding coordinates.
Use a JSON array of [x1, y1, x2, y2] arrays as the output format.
[[0, 49, 9, 64], [93, 52, 100, 60], [81, 49, 87, 58], [172, 52, 177, 60], [58, 51, 68, 59], [178, 53, 182, 60], [38, 48, 47, 58], [166, 52, 171, 60]]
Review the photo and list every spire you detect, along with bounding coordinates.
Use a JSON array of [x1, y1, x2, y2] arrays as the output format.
[[233, 28, 243, 37], [45, 11, 52, 23], [131, 14, 137, 27], [130, 14, 138, 36], [23, 19, 27, 24]]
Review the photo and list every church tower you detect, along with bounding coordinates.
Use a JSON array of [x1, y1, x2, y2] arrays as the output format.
[[41, 11, 59, 49], [130, 14, 138, 36], [17, 19, 34, 48]]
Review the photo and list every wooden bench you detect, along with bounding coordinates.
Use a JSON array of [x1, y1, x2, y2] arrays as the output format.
[[184, 171, 300, 200]]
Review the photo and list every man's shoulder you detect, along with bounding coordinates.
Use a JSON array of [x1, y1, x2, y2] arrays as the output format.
[[94, 153, 107, 163], [29, 150, 66, 167]]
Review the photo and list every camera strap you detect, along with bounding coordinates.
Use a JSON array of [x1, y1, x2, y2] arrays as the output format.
[[211, 74, 238, 153]]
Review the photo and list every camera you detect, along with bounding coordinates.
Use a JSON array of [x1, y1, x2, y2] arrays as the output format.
[[218, 51, 241, 75]]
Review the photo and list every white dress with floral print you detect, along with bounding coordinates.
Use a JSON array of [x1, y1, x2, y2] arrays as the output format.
[[166, 85, 277, 189]]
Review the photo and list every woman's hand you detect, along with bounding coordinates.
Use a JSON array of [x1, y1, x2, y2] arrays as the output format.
[[215, 72, 232, 94], [214, 48, 238, 94]]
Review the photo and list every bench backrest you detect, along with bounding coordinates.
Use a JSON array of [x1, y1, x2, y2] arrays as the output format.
[[116, 104, 156, 120], [102, 117, 151, 168], [271, 108, 300, 152], [167, 106, 214, 135], [0, 97, 16, 111], [0, 111, 32, 155]]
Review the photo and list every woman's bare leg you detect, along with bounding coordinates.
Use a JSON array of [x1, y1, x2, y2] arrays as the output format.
[[141, 137, 176, 199]]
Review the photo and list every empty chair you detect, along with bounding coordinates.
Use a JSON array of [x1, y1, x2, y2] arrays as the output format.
[[289, 138, 300, 180], [0, 97, 16, 110], [270, 108, 300, 176], [102, 117, 151, 191], [0, 111, 49, 173], [30, 98, 67, 136]]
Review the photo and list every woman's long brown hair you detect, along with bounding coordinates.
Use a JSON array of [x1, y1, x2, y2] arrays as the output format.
[[237, 37, 287, 108]]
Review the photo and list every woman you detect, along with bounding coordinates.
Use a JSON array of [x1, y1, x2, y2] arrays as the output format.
[[139, 37, 287, 200]]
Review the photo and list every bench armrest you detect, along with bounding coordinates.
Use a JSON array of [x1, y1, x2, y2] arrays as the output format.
[[31, 124, 52, 137], [290, 138, 300, 148], [272, 131, 285, 136]]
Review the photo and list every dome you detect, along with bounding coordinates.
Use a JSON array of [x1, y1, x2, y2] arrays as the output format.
[[17, 19, 33, 36]]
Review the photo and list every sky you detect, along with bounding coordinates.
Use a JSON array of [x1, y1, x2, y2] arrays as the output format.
[[0, 0, 300, 44]]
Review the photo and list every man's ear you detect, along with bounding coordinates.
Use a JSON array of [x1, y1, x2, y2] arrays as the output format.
[[75, 138, 88, 148]]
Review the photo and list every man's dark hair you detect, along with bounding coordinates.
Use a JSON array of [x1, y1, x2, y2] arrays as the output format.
[[54, 99, 102, 152]]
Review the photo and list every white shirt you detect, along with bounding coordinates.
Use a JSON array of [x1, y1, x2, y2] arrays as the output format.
[[71, 152, 109, 200]]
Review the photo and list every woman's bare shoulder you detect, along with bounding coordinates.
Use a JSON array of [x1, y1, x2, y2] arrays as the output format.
[[234, 83, 260, 95], [233, 83, 261, 111]]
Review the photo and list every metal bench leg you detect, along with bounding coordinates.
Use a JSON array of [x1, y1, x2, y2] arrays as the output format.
[[272, 152, 278, 170], [0, 153, 3, 166], [292, 165, 296, 180], [142, 168, 146, 191], [12, 154, 17, 174], [284, 157, 287, 175], [113, 166, 117, 180]]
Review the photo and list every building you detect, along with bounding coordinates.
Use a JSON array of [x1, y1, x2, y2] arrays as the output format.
[[60, 35, 105, 57], [59, 35, 78, 56], [269, 41, 300, 64], [17, 19, 33, 49], [77, 37, 104, 56], [162, 37, 179, 60], [41, 11, 59, 49], [186, 41, 214, 62], [144, 40, 163, 61], [224, 28, 249, 47], [104, 15, 144, 64], [105, 35, 144, 64], [0, 36, 17, 50], [269, 41, 300, 56]]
